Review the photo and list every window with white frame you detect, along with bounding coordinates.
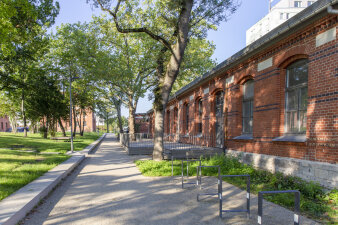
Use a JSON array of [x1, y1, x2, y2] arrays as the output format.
[[242, 80, 254, 134], [285, 59, 308, 134], [294, 1, 302, 7]]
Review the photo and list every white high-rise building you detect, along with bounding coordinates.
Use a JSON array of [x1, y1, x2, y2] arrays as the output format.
[[246, 0, 317, 45]]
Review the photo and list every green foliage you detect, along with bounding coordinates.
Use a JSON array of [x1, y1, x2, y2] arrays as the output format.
[[136, 155, 337, 223], [0, 0, 59, 57], [38, 125, 47, 137]]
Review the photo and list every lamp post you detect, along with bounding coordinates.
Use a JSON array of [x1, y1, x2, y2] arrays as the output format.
[[69, 76, 80, 153]]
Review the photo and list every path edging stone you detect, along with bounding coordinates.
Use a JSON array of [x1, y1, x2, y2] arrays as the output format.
[[0, 133, 106, 225]]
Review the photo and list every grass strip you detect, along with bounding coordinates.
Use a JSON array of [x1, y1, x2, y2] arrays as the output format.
[[0, 149, 70, 201], [0, 132, 102, 154], [135, 155, 337, 224], [0, 132, 103, 201]]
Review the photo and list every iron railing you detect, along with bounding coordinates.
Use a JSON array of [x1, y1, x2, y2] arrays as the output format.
[[120, 133, 218, 149], [120, 133, 153, 148], [164, 133, 217, 150]]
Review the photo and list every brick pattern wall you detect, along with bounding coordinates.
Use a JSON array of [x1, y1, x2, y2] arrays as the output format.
[[157, 14, 338, 164], [0, 116, 10, 132], [57, 109, 96, 133]]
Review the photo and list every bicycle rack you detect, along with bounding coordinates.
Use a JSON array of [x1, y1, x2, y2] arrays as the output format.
[[181, 159, 201, 188], [196, 166, 221, 201], [258, 190, 300, 225], [219, 174, 250, 219], [171, 155, 178, 176]]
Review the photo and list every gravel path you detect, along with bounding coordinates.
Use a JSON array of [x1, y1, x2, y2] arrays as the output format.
[[21, 134, 319, 225]]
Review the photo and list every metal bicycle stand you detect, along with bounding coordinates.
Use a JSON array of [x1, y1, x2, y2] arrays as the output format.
[[196, 166, 221, 201], [171, 155, 175, 176], [219, 174, 250, 219], [181, 159, 201, 188], [258, 190, 300, 225]]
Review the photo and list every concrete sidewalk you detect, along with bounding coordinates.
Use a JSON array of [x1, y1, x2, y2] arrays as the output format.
[[22, 134, 319, 225]]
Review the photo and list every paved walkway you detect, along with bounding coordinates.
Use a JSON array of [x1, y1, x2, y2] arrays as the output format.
[[22, 134, 318, 225]]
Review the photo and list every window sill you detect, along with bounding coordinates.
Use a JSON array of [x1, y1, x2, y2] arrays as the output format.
[[233, 134, 253, 140], [272, 135, 306, 143]]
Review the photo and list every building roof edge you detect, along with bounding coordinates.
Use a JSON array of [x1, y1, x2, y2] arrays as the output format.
[[169, 0, 337, 102]]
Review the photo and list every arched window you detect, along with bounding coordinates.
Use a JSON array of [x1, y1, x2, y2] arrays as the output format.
[[285, 59, 308, 134], [196, 98, 203, 134], [242, 80, 254, 134]]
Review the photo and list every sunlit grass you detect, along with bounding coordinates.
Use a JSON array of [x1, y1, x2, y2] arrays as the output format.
[[0, 132, 103, 154], [0, 132, 103, 201]]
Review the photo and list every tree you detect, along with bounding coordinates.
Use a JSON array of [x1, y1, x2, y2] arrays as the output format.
[[95, 97, 116, 133], [90, 16, 156, 135], [50, 23, 98, 137], [89, 0, 239, 160], [25, 69, 68, 138], [0, 0, 60, 137]]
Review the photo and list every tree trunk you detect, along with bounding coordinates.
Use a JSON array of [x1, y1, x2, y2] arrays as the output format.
[[81, 111, 85, 136], [21, 90, 27, 137], [9, 115, 17, 134], [152, 106, 165, 160], [44, 117, 48, 139], [112, 98, 123, 133], [73, 106, 77, 137], [78, 108, 83, 136], [58, 117, 67, 137], [128, 104, 136, 134], [106, 113, 109, 133], [152, 0, 193, 161]]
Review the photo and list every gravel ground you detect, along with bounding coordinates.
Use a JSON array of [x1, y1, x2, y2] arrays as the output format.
[[21, 134, 319, 225]]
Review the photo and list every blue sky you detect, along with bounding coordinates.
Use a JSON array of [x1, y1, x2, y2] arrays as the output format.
[[52, 0, 270, 117]]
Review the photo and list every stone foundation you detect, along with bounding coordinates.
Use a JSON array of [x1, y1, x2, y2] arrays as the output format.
[[225, 149, 338, 189]]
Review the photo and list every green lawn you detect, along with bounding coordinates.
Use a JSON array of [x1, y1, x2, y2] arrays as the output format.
[[135, 155, 338, 224], [0, 132, 103, 201], [0, 132, 103, 154]]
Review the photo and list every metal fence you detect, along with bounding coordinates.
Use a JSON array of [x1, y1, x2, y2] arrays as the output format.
[[163, 134, 217, 150], [120, 133, 154, 148], [119, 133, 220, 156], [120, 133, 217, 149]]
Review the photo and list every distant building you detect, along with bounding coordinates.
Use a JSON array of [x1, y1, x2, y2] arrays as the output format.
[[56, 109, 97, 133], [0, 116, 11, 132], [134, 113, 150, 133], [246, 0, 318, 45]]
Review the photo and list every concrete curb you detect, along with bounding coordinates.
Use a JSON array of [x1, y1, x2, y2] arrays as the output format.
[[0, 133, 106, 225]]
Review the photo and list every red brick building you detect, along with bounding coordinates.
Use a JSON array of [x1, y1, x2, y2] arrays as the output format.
[[134, 113, 150, 133], [149, 1, 338, 188], [0, 116, 11, 132], [56, 109, 97, 133]]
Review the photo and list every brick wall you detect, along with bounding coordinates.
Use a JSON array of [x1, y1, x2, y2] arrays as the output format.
[[57, 109, 96, 133], [158, 14, 338, 164], [0, 116, 11, 132]]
